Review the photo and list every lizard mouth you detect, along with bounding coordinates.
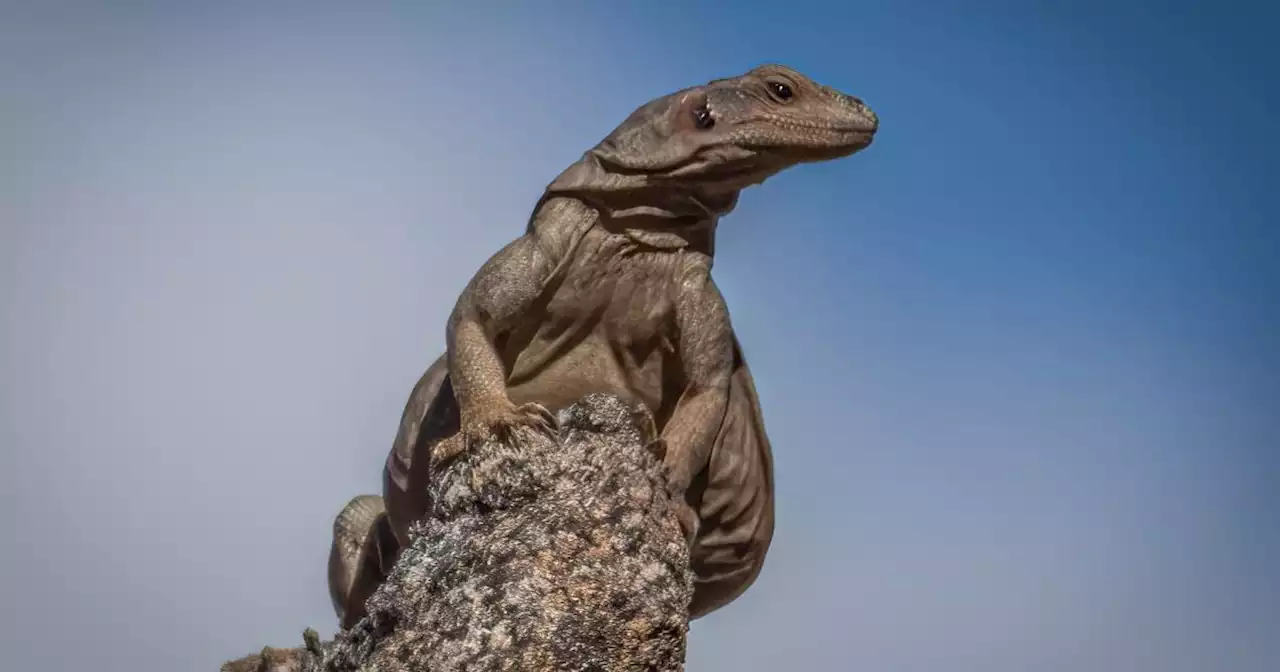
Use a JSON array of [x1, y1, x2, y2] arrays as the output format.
[[778, 128, 876, 163], [801, 130, 876, 159], [728, 116, 877, 158], [753, 113, 878, 136]]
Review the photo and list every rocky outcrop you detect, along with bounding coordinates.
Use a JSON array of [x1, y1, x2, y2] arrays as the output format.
[[222, 393, 692, 671]]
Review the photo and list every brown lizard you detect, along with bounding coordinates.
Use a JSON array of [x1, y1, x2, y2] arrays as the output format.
[[328, 64, 879, 629]]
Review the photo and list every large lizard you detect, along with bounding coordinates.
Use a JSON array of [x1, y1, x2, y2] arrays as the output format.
[[328, 64, 879, 628]]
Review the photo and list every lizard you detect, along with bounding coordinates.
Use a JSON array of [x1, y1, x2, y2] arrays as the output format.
[[328, 63, 879, 629]]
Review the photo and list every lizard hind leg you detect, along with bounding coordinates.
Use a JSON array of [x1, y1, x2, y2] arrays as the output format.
[[626, 404, 699, 545], [327, 494, 391, 627]]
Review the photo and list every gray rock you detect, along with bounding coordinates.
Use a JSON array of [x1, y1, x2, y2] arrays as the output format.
[[223, 393, 692, 672]]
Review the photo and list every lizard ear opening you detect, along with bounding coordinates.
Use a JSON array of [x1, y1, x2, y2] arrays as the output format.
[[673, 89, 713, 132]]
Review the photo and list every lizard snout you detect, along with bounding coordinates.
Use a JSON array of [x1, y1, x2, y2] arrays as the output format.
[[822, 85, 878, 132]]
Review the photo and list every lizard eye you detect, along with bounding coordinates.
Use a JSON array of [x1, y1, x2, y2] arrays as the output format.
[[769, 82, 794, 101], [693, 105, 715, 129]]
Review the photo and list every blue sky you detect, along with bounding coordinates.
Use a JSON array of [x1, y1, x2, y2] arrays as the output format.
[[1, 3, 1276, 670]]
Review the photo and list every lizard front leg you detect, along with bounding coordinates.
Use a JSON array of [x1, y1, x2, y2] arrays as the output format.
[[438, 232, 561, 461], [659, 268, 734, 544]]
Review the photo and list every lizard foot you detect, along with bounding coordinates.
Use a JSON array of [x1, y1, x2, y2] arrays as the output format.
[[658, 456, 699, 546], [672, 498, 700, 547], [432, 401, 557, 465], [464, 399, 557, 447]]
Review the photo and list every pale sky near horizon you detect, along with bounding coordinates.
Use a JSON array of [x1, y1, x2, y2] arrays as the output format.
[[2, 3, 1277, 671]]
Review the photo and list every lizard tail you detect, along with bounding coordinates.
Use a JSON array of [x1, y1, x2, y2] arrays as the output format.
[[327, 494, 386, 620], [332, 494, 386, 550]]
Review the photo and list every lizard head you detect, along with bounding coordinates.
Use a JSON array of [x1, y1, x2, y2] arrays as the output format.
[[545, 64, 877, 222], [682, 63, 878, 185]]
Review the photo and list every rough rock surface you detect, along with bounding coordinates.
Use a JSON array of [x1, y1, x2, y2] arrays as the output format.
[[223, 393, 693, 671]]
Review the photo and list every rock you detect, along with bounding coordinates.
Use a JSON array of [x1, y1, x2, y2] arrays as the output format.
[[222, 393, 692, 672]]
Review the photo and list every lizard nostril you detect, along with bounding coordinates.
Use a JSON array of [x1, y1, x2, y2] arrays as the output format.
[[862, 105, 878, 127]]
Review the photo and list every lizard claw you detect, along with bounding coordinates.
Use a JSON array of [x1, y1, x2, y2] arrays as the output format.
[[514, 401, 558, 434], [430, 433, 466, 465]]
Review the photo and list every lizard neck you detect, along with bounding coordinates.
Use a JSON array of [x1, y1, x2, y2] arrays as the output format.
[[537, 153, 738, 256]]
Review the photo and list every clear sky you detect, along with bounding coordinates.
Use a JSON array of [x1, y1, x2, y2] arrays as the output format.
[[2, 3, 1276, 671]]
